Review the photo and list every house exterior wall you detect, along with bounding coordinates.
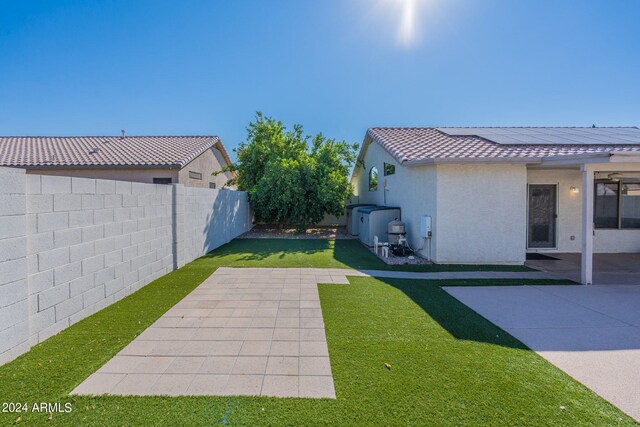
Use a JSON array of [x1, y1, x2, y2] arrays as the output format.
[[26, 146, 234, 188], [436, 163, 527, 264], [352, 140, 527, 264], [528, 168, 640, 253], [178, 147, 234, 189], [352, 140, 439, 260], [0, 167, 252, 366], [27, 167, 178, 184]]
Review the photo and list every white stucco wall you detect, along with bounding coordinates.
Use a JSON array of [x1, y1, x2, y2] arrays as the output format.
[[352, 140, 439, 259], [353, 140, 529, 264], [353, 138, 640, 262], [436, 164, 527, 264], [178, 147, 235, 189], [528, 168, 640, 253]]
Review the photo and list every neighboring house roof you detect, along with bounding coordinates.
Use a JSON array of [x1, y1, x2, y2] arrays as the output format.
[[0, 135, 234, 169], [364, 127, 640, 166]]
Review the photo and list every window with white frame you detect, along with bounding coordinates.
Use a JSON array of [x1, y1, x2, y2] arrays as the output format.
[[594, 180, 640, 229]]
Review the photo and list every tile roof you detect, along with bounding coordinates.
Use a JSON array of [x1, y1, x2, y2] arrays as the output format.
[[437, 127, 640, 145], [0, 136, 226, 168], [366, 128, 640, 165]]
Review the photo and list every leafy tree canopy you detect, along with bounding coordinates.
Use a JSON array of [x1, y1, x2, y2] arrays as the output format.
[[219, 113, 358, 230]]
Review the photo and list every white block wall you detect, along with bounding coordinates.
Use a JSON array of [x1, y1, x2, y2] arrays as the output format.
[[175, 186, 251, 267], [0, 168, 251, 365], [0, 168, 29, 365]]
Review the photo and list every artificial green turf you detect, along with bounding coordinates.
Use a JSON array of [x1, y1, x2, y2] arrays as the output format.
[[0, 240, 631, 426], [205, 238, 533, 272]]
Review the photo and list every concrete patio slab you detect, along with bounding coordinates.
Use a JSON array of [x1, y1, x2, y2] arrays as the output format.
[[444, 284, 640, 422]]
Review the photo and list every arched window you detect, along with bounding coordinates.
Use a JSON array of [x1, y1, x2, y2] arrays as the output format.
[[369, 167, 378, 191]]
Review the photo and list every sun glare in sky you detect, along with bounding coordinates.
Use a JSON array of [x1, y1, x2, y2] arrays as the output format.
[[364, 0, 435, 48], [398, 0, 418, 46]]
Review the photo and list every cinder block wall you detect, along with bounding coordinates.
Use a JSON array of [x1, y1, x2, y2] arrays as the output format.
[[173, 186, 250, 268], [0, 168, 29, 364], [0, 167, 251, 365]]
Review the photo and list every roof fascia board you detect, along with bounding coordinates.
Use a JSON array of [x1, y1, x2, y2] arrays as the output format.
[[610, 155, 640, 163], [608, 151, 640, 163], [537, 154, 613, 167], [351, 133, 373, 179], [214, 140, 234, 167], [404, 157, 541, 166]]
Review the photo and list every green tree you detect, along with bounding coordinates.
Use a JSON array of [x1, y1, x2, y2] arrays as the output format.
[[218, 113, 358, 230]]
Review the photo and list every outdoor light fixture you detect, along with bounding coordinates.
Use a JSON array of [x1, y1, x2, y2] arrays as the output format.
[[570, 186, 579, 194]]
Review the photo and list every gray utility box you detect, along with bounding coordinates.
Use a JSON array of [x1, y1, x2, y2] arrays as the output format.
[[346, 204, 377, 236], [358, 206, 401, 247]]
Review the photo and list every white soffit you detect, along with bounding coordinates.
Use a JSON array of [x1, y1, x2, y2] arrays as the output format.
[[436, 127, 640, 145]]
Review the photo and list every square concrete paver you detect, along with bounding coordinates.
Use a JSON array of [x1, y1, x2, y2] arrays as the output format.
[[72, 268, 346, 398]]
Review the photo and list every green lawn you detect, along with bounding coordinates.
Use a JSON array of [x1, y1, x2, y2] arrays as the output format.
[[206, 238, 534, 271], [0, 239, 630, 426]]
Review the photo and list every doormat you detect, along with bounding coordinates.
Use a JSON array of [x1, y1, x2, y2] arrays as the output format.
[[526, 253, 559, 261]]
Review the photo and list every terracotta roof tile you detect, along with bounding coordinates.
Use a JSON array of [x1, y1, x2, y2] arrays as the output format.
[[0, 136, 221, 168], [367, 128, 640, 164]]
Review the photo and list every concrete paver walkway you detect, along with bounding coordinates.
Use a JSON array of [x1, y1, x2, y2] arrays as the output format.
[[72, 268, 366, 398], [72, 266, 559, 398], [444, 284, 640, 422]]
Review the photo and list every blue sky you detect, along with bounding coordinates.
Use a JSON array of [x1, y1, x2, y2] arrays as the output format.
[[1, 0, 639, 158]]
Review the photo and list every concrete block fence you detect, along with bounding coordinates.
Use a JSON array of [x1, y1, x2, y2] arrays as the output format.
[[0, 167, 251, 365]]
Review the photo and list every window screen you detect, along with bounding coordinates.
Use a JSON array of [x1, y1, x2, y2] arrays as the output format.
[[621, 182, 640, 229], [594, 182, 619, 229]]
